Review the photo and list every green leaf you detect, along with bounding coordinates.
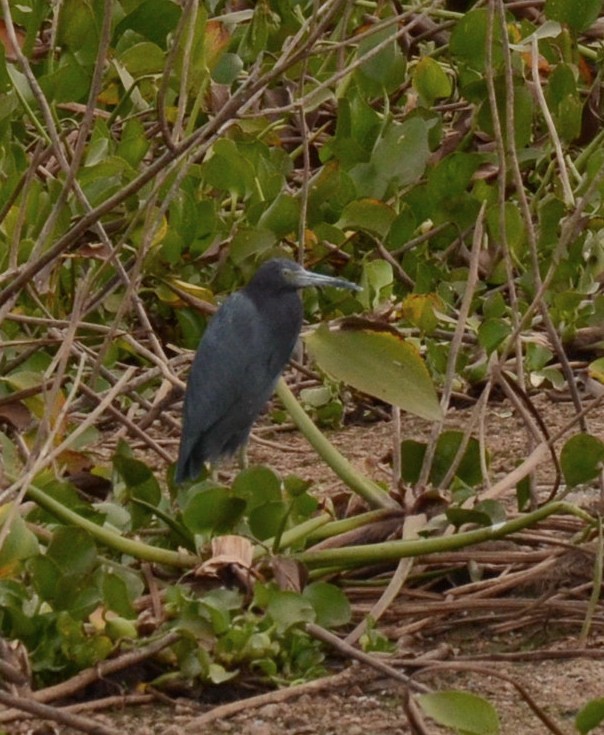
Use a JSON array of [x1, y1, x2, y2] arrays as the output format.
[[202, 140, 256, 196], [303, 582, 351, 628], [230, 228, 277, 264], [232, 466, 282, 509], [576, 697, 604, 734], [328, 94, 381, 167], [116, 118, 149, 168], [47, 527, 97, 578], [433, 432, 485, 487], [428, 152, 482, 200], [182, 488, 246, 533], [478, 318, 512, 354], [337, 198, 396, 238], [447, 501, 506, 529], [249, 501, 288, 540], [305, 326, 442, 421], [418, 690, 500, 734], [113, 454, 162, 530], [101, 568, 142, 618], [560, 434, 604, 486], [359, 259, 393, 310], [400, 432, 485, 487], [257, 194, 300, 237], [477, 81, 534, 148], [266, 590, 316, 633], [544, 0, 601, 32], [450, 8, 504, 71], [114, 0, 182, 48], [486, 202, 526, 257], [355, 25, 406, 95], [387, 206, 416, 250], [57, 0, 98, 53], [349, 117, 431, 199], [413, 57, 452, 103], [0, 512, 39, 572], [119, 42, 166, 77], [589, 357, 604, 385], [212, 53, 244, 85]]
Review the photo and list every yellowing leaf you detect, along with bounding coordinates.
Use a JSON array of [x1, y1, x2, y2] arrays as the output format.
[[305, 326, 442, 421], [400, 293, 443, 333]]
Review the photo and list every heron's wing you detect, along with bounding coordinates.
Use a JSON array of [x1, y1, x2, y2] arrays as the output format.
[[176, 292, 288, 478]]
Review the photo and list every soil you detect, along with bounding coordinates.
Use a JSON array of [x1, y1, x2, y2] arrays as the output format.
[[10, 391, 604, 735]]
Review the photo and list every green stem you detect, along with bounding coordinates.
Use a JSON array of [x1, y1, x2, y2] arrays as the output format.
[[296, 502, 595, 569], [307, 508, 404, 542], [254, 513, 333, 560], [26, 484, 198, 569], [276, 379, 400, 510]]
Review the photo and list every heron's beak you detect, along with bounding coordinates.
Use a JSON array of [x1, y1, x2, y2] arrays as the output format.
[[290, 268, 362, 292]]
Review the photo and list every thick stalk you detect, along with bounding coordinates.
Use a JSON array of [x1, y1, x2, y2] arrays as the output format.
[[276, 379, 400, 510], [26, 484, 198, 569], [296, 502, 594, 569]]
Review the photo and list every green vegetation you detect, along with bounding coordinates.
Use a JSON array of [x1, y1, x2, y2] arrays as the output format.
[[0, 0, 603, 732]]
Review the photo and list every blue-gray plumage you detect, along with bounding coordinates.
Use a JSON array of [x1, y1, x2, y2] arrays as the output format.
[[175, 258, 360, 483]]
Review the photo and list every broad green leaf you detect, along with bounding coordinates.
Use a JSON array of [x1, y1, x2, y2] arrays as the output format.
[[387, 207, 416, 250], [477, 81, 534, 148], [556, 94, 583, 142], [232, 466, 282, 508], [508, 20, 563, 50], [359, 259, 393, 310], [303, 582, 351, 628], [560, 434, 604, 486], [544, 0, 601, 32], [182, 488, 246, 533], [589, 358, 604, 385], [413, 57, 452, 103], [114, 0, 182, 48], [47, 527, 97, 578], [328, 94, 381, 167], [0, 511, 39, 573], [119, 42, 165, 77], [305, 326, 442, 421], [401, 432, 485, 487], [202, 140, 256, 196], [307, 161, 356, 225], [212, 52, 244, 84], [230, 228, 276, 264], [478, 318, 512, 354], [337, 198, 396, 238], [355, 25, 406, 95], [428, 152, 482, 200], [350, 117, 431, 199], [116, 118, 149, 168], [105, 616, 138, 641], [249, 501, 288, 540], [576, 697, 604, 734], [101, 567, 143, 618], [57, 0, 98, 53], [450, 8, 504, 71], [257, 194, 299, 237], [447, 500, 505, 529], [103, 578, 135, 619], [113, 454, 161, 529], [266, 590, 315, 633], [418, 690, 500, 734], [487, 202, 526, 257]]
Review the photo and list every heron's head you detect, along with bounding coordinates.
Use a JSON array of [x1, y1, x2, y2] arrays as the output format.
[[252, 258, 361, 294]]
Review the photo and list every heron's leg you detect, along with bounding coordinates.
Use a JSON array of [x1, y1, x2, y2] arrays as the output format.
[[206, 462, 219, 483], [237, 443, 249, 470]]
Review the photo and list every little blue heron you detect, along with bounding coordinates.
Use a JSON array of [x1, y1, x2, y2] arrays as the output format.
[[175, 258, 360, 483]]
